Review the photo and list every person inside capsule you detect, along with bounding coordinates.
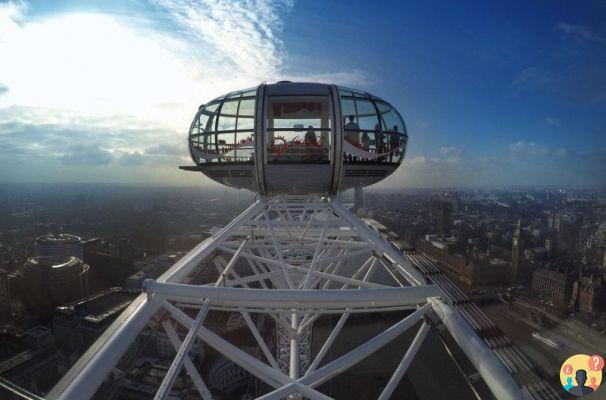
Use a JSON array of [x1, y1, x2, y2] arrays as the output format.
[[304, 125, 318, 146], [344, 115, 360, 146], [337, 86, 408, 166], [389, 125, 400, 162], [266, 96, 330, 164]]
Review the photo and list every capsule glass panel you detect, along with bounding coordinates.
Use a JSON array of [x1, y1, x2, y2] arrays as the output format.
[[266, 96, 332, 164], [189, 89, 256, 164], [376, 101, 407, 163], [338, 87, 407, 165]]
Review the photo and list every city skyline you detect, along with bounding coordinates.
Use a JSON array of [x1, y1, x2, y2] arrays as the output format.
[[1, 0, 605, 188], [1, 182, 605, 399]]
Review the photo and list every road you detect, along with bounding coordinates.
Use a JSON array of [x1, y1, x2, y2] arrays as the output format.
[[480, 301, 606, 399]]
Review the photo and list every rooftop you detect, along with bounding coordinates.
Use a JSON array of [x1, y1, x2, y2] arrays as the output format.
[[35, 234, 81, 245]]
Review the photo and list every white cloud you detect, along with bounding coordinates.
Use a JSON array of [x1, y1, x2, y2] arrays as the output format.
[[389, 150, 495, 188], [0, 0, 370, 185], [546, 117, 562, 126], [553, 147, 585, 158], [0, 11, 196, 124], [0, 1, 332, 184], [381, 139, 601, 188], [440, 146, 463, 158], [408, 155, 427, 165], [507, 140, 581, 161], [377, 147, 476, 188], [555, 22, 605, 45], [0, 1, 25, 37], [511, 22, 606, 105], [151, 0, 292, 81], [0, 0, 297, 131], [508, 140, 549, 156], [60, 144, 114, 166], [282, 70, 368, 87]]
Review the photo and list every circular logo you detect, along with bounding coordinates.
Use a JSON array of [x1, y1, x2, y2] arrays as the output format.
[[560, 354, 603, 396]]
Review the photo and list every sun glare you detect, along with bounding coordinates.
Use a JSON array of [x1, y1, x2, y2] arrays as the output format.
[[0, 12, 201, 124]]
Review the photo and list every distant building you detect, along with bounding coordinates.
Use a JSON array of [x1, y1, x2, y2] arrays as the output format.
[[0, 268, 10, 320], [53, 287, 138, 354], [589, 223, 606, 249], [579, 224, 595, 245], [570, 274, 605, 313], [112, 331, 204, 399], [524, 247, 548, 261], [555, 214, 581, 252], [16, 256, 90, 314], [547, 211, 560, 231], [209, 355, 253, 395], [0, 326, 66, 394], [436, 202, 452, 239], [511, 219, 521, 281], [35, 234, 84, 260], [140, 329, 204, 361], [83, 239, 140, 286], [125, 251, 185, 290], [416, 239, 510, 288], [531, 268, 574, 306]]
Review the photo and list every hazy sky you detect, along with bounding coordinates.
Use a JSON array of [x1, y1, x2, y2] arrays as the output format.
[[0, 0, 604, 188]]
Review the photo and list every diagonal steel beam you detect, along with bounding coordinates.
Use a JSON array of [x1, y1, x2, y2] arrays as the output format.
[[217, 247, 388, 289], [241, 311, 281, 370], [306, 257, 378, 374], [377, 322, 430, 400], [264, 209, 295, 288], [155, 239, 249, 399], [303, 215, 331, 289], [299, 304, 430, 388], [429, 299, 522, 400], [162, 320, 213, 400], [162, 299, 284, 388], [161, 300, 332, 400], [330, 202, 426, 286]]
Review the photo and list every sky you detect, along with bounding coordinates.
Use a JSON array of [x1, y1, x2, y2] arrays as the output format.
[[0, 0, 604, 188]]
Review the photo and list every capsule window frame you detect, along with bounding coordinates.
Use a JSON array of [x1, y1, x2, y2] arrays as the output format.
[[338, 88, 408, 165], [265, 94, 334, 165], [189, 92, 257, 164]]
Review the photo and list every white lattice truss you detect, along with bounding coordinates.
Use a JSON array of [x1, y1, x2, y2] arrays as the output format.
[[48, 197, 523, 400]]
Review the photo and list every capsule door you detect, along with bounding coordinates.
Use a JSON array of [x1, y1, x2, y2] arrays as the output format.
[[262, 89, 334, 195]]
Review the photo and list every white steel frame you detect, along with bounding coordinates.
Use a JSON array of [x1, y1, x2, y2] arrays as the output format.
[[47, 197, 522, 400]]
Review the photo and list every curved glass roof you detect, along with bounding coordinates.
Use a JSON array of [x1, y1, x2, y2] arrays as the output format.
[[338, 86, 408, 165], [189, 87, 258, 164]]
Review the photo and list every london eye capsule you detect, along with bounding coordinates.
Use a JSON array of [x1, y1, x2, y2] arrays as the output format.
[[181, 81, 408, 195]]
